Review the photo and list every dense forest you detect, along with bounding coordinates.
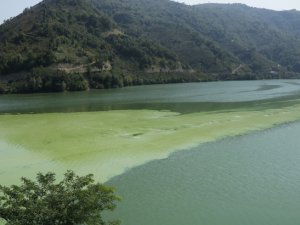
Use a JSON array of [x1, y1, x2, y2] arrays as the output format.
[[1, 0, 300, 93]]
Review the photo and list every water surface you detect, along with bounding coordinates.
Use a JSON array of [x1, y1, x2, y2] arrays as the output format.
[[1, 80, 300, 224], [108, 121, 300, 225], [1, 80, 300, 114]]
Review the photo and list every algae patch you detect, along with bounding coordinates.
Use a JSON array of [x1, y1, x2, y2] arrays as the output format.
[[1, 105, 300, 184]]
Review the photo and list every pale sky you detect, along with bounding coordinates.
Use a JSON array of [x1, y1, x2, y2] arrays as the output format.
[[1, 0, 300, 24], [175, 0, 300, 10]]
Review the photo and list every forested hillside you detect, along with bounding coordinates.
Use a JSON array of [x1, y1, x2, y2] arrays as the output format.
[[91, 0, 300, 77], [1, 0, 300, 93]]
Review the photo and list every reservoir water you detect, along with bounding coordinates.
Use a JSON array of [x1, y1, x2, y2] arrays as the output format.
[[108, 121, 300, 225], [1, 80, 300, 114], [1, 80, 300, 224]]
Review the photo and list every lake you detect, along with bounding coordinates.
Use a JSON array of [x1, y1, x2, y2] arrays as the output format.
[[107, 121, 300, 225], [1, 80, 300, 224]]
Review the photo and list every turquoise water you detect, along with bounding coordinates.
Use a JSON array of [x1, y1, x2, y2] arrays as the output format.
[[107, 121, 300, 225]]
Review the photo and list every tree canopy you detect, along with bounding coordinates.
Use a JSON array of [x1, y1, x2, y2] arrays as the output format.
[[0, 171, 120, 225]]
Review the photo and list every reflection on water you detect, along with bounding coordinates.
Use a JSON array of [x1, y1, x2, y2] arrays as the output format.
[[253, 84, 281, 91], [1, 80, 300, 114]]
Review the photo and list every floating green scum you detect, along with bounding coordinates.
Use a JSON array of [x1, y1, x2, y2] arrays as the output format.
[[1, 102, 300, 185]]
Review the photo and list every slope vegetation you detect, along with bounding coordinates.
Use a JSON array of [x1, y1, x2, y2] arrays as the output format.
[[1, 0, 300, 93]]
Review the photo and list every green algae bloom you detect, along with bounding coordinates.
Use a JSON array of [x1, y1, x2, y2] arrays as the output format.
[[1, 103, 300, 184]]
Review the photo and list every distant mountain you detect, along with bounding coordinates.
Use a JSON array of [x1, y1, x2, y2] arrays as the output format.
[[1, 0, 300, 93]]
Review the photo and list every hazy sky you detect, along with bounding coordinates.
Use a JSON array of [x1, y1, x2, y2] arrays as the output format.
[[1, 0, 42, 23], [1, 0, 300, 24], [176, 0, 300, 10]]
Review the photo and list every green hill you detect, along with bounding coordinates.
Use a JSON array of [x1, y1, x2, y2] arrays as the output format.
[[1, 0, 300, 93], [91, 0, 300, 77], [0, 0, 196, 93]]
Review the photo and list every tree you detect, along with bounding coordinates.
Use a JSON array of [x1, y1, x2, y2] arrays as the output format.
[[0, 171, 120, 225]]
